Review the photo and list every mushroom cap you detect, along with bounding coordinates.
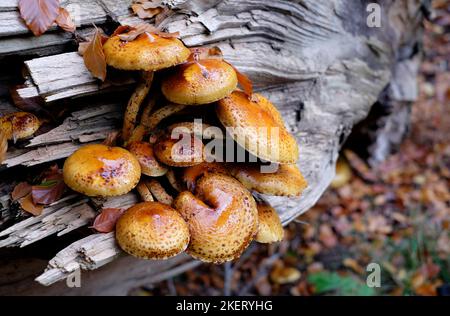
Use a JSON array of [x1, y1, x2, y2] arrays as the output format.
[[154, 133, 204, 167], [63, 144, 141, 197], [255, 200, 284, 243], [216, 91, 299, 163], [231, 164, 307, 197], [182, 162, 229, 191], [161, 59, 238, 105], [0, 112, 40, 140], [128, 141, 168, 177], [103, 34, 190, 71], [173, 173, 258, 263], [116, 202, 189, 260]]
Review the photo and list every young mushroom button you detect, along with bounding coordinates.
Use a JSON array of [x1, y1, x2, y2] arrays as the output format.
[[0, 112, 40, 141], [216, 91, 300, 164], [63, 144, 141, 197], [161, 59, 238, 105], [173, 173, 258, 264]]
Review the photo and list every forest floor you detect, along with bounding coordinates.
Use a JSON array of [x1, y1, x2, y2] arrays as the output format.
[[140, 3, 450, 296]]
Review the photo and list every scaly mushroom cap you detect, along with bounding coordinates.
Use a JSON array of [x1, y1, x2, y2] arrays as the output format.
[[0, 112, 40, 140], [231, 164, 307, 197], [255, 200, 284, 243], [116, 202, 190, 259], [161, 59, 238, 105], [103, 34, 190, 71], [154, 133, 204, 167], [173, 173, 258, 263], [63, 144, 141, 197], [216, 91, 299, 163], [128, 141, 168, 177], [182, 162, 229, 191]]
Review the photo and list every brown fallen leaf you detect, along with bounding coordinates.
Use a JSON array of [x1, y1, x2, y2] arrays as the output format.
[[132, 3, 163, 19], [55, 7, 76, 33], [31, 165, 66, 205], [83, 28, 107, 81], [11, 182, 32, 201], [19, 193, 44, 216], [117, 23, 179, 42], [92, 208, 126, 233], [18, 0, 60, 36], [344, 150, 378, 182]]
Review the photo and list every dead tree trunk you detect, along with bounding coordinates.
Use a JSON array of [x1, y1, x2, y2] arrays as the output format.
[[0, 0, 425, 295]]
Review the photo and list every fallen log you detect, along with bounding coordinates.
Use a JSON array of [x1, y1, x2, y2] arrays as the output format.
[[0, 0, 425, 295]]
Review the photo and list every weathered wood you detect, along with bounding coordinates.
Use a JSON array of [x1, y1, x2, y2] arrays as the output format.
[[0, 0, 107, 37], [2, 101, 122, 168], [0, 0, 425, 294]]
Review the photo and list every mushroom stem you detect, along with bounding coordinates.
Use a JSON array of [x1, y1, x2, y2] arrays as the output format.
[[136, 181, 154, 202], [122, 71, 154, 142], [146, 103, 187, 132], [127, 97, 157, 144], [166, 169, 184, 192], [146, 179, 173, 205]]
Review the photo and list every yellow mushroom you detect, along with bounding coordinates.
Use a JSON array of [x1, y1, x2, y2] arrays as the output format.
[[254, 200, 284, 243], [63, 144, 141, 197], [161, 59, 238, 105], [173, 173, 258, 263]]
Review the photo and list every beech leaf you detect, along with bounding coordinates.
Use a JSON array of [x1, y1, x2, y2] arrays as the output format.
[[83, 29, 107, 81], [11, 182, 32, 201], [19, 193, 44, 216], [92, 208, 126, 233], [18, 0, 60, 36], [55, 7, 76, 33]]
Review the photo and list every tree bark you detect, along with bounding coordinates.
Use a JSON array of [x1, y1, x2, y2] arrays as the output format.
[[0, 0, 425, 295]]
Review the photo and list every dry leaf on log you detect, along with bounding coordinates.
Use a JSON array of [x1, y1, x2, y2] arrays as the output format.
[[31, 165, 66, 205], [92, 208, 126, 233], [11, 182, 32, 201], [18, 0, 60, 36], [19, 193, 44, 216], [55, 8, 76, 33], [82, 28, 108, 81]]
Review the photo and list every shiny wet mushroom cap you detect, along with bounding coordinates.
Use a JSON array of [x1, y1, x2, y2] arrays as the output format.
[[231, 164, 307, 197], [0, 112, 40, 140], [216, 91, 299, 164], [161, 59, 238, 105], [63, 144, 141, 197], [154, 133, 204, 167], [173, 173, 258, 263], [103, 34, 190, 71], [127, 141, 168, 177], [116, 202, 190, 260], [255, 200, 284, 243]]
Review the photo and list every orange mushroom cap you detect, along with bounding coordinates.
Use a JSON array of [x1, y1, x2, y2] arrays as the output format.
[[127, 141, 168, 177], [182, 162, 229, 191], [161, 59, 238, 105], [103, 34, 190, 71], [173, 173, 258, 263], [116, 202, 189, 259], [255, 200, 284, 243], [63, 144, 141, 197], [0, 112, 40, 141], [231, 164, 307, 197], [216, 91, 299, 164], [154, 133, 204, 167]]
